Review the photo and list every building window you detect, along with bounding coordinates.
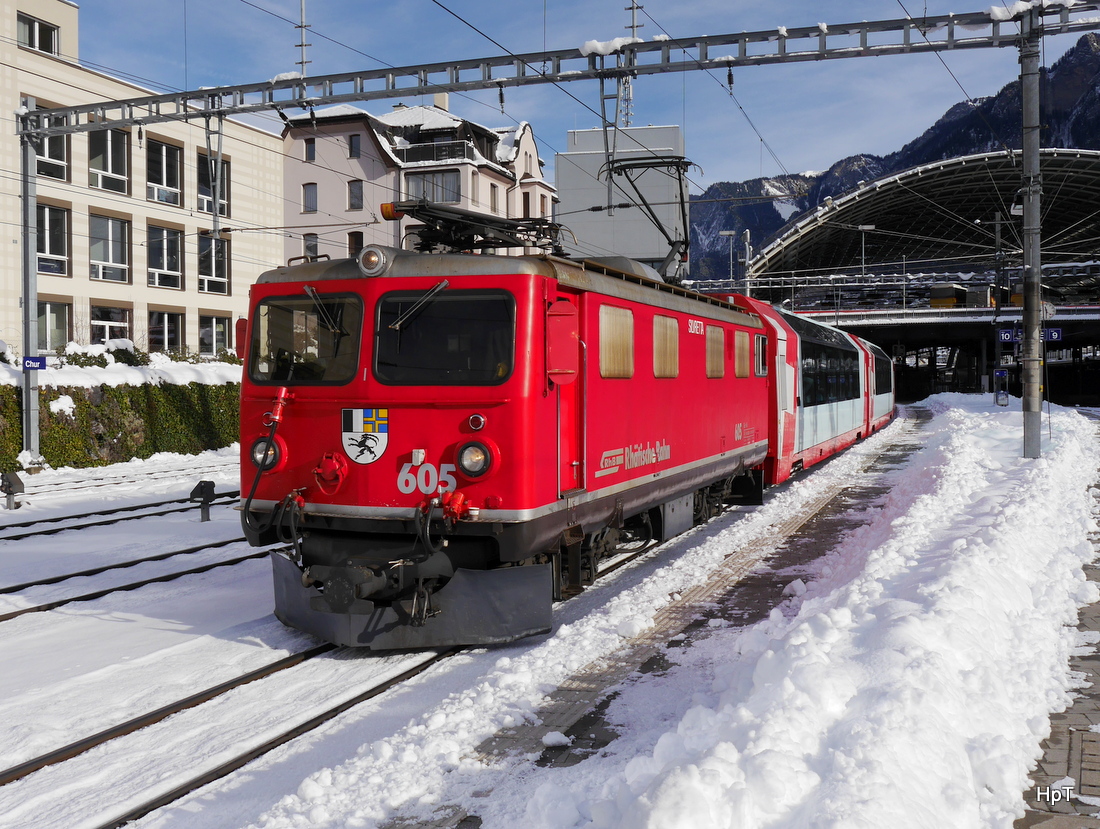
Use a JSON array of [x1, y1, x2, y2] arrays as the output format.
[[147, 141, 182, 206], [490, 183, 499, 214], [89, 216, 129, 282], [706, 325, 724, 378], [197, 154, 230, 216], [406, 170, 460, 203], [199, 315, 230, 356], [653, 315, 678, 378], [599, 305, 634, 379], [89, 130, 129, 193], [149, 311, 184, 353], [90, 306, 131, 344], [522, 191, 531, 219], [348, 134, 361, 158], [37, 301, 70, 352], [348, 231, 364, 257], [36, 112, 67, 180], [36, 204, 68, 275], [198, 234, 229, 294], [302, 182, 317, 213], [304, 138, 316, 162], [148, 225, 182, 289], [18, 14, 58, 54], [303, 233, 319, 258], [348, 180, 363, 210]]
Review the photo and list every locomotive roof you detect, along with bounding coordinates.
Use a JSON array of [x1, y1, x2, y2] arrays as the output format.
[[257, 247, 762, 329]]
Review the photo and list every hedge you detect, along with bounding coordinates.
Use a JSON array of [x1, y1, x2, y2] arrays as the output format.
[[0, 382, 240, 472]]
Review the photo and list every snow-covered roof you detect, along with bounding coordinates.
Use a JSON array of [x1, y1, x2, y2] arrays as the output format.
[[287, 103, 371, 123], [374, 104, 466, 132]]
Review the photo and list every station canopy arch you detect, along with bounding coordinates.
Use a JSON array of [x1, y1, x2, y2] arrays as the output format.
[[749, 149, 1100, 301]]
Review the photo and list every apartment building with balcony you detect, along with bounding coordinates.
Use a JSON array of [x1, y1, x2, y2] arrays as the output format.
[[4, 0, 284, 358], [283, 96, 556, 261]]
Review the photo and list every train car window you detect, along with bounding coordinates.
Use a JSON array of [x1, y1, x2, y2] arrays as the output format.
[[705, 325, 724, 378], [735, 330, 751, 378], [599, 305, 634, 379], [872, 346, 894, 393], [653, 315, 678, 378], [799, 341, 861, 406], [375, 289, 514, 385], [754, 334, 768, 377], [249, 293, 363, 385]]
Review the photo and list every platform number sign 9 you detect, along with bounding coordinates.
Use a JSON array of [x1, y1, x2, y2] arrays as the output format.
[[398, 462, 457, 495]]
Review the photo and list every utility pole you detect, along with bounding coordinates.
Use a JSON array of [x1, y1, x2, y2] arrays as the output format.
[[1020, 10, 1043, 458], [296, 0, 311, 76], [19, 97, 40, 463]]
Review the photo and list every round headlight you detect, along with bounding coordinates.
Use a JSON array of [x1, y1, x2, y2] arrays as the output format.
[[357, 245, 387, 277], [250, 437, 281, 470], [457, 442, 491, 477]]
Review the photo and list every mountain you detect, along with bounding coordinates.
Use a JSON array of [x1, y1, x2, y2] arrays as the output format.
[[689, 33, 1100, 279]]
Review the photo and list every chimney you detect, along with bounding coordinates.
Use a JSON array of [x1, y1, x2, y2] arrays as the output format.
[[434, 92, 449, 112]]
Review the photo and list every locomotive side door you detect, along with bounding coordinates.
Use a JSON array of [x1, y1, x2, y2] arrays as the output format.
[[547, 296, 584, 495]]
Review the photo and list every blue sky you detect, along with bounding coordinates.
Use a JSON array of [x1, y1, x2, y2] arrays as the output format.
[[77, 1, 1089, 190]]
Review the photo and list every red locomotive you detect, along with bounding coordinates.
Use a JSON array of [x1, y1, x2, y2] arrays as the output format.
[[238, 202, 894, 649]]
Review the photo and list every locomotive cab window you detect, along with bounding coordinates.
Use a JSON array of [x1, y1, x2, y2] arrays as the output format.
[[249, 293, 363, 385], [375, 289, 514, 385]]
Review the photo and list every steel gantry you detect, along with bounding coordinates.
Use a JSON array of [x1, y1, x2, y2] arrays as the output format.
[[16, 2, 1100, 460]]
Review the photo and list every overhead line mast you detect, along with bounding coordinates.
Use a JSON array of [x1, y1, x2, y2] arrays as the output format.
[[16, 3, 1098, 460]]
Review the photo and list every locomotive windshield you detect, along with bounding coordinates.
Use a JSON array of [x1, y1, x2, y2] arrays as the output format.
[[375, 289, 514, 385], [248, 292, 363, 385]]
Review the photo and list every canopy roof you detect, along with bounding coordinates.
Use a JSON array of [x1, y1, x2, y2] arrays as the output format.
[[750, 149, 1100, 302]]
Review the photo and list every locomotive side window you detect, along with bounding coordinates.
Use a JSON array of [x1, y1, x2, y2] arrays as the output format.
[[735, 330, 751, 378], [249, 293, 363, 385], [375, 289, 514, 385], [754, 334, 768, 377], [599, 305, 634, 379], [705, 325, 724, 378], [653, 315, 678, 378]]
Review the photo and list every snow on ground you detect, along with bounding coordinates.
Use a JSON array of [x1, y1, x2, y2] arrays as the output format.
[[3, 395, 1098, 829], [141, 395, 1099, 829]]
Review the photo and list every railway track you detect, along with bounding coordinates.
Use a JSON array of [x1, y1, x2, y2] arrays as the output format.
[[0, 490, 240, 542], [0, 530, 662, 805], [0, 514, 694, 827], [0, 413, 925, 828], [0, 541, 270, 623], [13, 459, 237, 501]]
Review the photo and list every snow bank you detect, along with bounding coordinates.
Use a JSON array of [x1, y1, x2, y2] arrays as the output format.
[[548, 398, 1100, 829], [0, 342, 241, 389]]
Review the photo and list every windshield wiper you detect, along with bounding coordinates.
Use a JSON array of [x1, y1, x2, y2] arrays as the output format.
[[304, 285, 349, 355], [389, 279, 449, 331]]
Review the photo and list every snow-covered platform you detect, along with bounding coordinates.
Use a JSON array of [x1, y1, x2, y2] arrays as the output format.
[[1018, 550, 1100, 829]]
